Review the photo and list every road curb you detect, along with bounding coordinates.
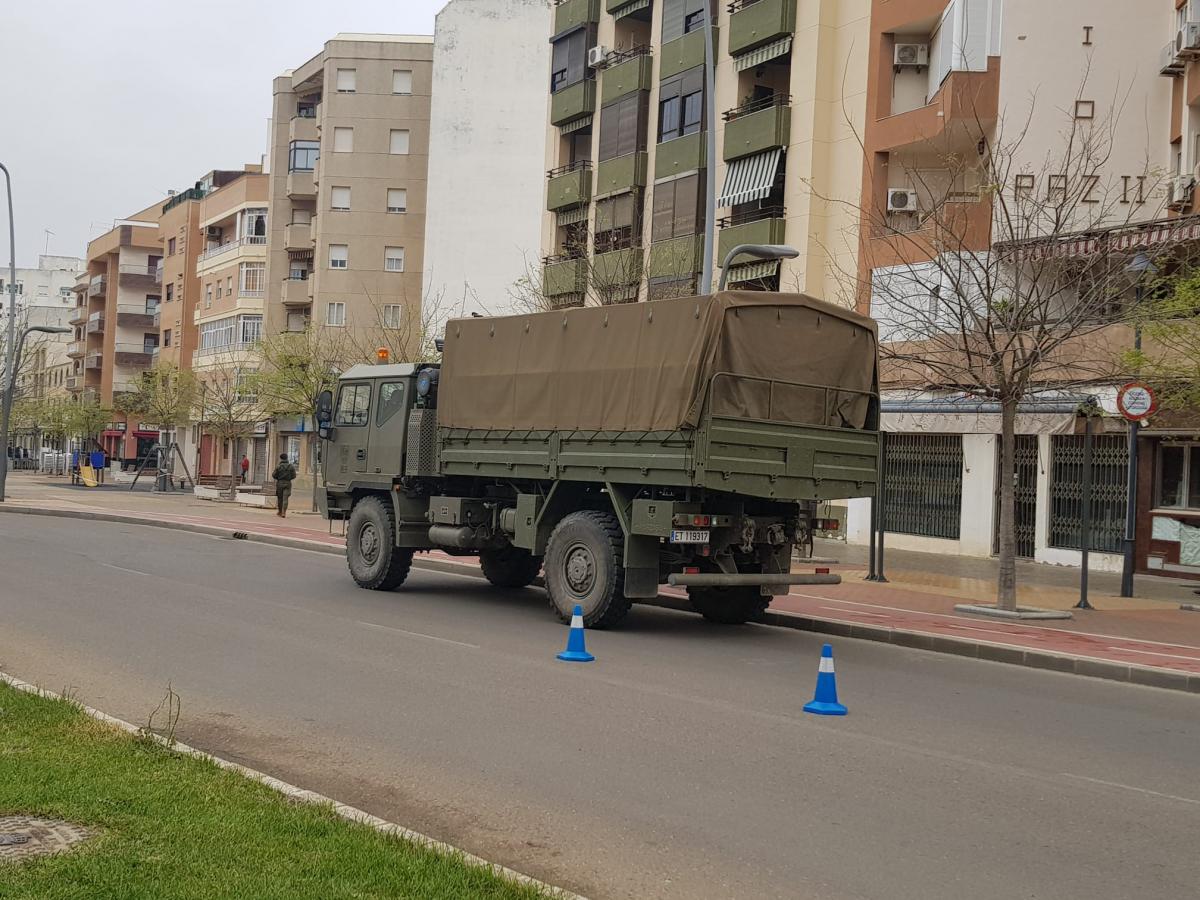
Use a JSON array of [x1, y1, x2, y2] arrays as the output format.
[[0, 671, 585, 900], [4, 503, 1199, 696]]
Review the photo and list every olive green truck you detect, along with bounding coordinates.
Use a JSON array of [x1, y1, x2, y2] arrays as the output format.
[[316, 291, 880, 627]]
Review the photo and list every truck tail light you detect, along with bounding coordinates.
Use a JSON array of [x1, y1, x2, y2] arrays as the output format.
[[683, 566, 700, 574], [699, 545, 711, 557], [692, 514, 710, 527], [815, 567, 830, 575]]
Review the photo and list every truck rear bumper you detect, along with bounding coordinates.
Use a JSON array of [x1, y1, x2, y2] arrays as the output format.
[[666, 572, 841, 588]]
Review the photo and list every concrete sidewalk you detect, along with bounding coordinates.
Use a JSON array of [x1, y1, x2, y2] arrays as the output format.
[[5, 472, 1199, 690]]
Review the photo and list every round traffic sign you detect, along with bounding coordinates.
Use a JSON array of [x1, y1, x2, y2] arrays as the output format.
[[1117, 382, 1157, 422]]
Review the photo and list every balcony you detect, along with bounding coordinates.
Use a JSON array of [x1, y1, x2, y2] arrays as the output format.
[[608, 0, 653, 19], [600, 48, 653, 105], [717, 207, 786, 260], [287, 169, 316, 199], [595, 151, 648, 195], [284, 222, 312, 251], [648, 234, 704, 279], [660, 27, 718, 79], [289, 114, 318, 142], [282, 276, 313, 306], [873, 59, 1000, 153], [198, 235, 267, 264], [550, 78, 597, 128], [116, 303, 157, 330], [727, 0, 796, 57], [68, 307, 88, 326], [114, 342, 154, 367], [552, 0, 599, 36], [543, 254, 588, 297], [87, 275, 107, 298], [592, 247, 643, 287], [65, 375, 82, 392], [84, 352, 103, 371], [80, 388, 100, 405], [722, 95, 791, 161], [86, 312, 105, 335], [655, 131, 706, 179], [547, 161, 594, 211], [66, 342, 85, 359], [154, 261, 163, 284]]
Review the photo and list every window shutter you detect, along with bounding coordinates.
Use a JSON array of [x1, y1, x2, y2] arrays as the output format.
[[331, 186, 351, 210], [390, 130, 410, 154], [662, 0, 686, 43], [616, 94, 640, 157], [674, 174, 699, 236], [333, 127, 353, 152], [392, 70, 412, 94], [336, 68, 356, 92], [598, 102, 620, 162], [387, 188, 407, 212], [566, 30, 587, 86], [652, 182, 675, 242]]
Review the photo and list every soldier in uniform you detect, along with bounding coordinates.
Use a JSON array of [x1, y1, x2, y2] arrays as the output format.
[[272, 453, 297, 518]]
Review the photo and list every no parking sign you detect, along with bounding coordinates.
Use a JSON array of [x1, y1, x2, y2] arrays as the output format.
[[1116, 382, 1157, 423]]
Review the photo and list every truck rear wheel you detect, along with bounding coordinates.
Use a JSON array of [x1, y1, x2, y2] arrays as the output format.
[[347, 496, 413, 591], [544, 510, 631, 628], [480, 546, 542, 588], [688, 586, 770, 625]]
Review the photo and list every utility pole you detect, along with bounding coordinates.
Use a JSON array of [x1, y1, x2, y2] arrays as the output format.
[[700, 2, 717, 295], [0, 163, 18, 502], [1120, 253, 1157, 597]]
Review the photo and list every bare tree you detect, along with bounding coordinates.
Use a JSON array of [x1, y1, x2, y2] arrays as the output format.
[[194, 356, 263, 499]]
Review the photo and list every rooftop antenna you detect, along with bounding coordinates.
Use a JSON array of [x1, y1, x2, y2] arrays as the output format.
[[43, 229, 54, 254]]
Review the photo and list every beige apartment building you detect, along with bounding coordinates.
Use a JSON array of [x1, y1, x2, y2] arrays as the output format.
[[265, 34, 433, 341], [541, 0, 868, 306]]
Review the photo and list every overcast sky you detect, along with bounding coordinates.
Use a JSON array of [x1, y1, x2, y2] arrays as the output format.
[[2, 0, 445, 267]]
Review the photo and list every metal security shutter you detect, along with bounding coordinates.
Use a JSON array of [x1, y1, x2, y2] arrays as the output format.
[[732, 36, 794, 72], [717, 148, 782, 207], [883, 434, 964, 539], [1049, 434, 1128, 552]]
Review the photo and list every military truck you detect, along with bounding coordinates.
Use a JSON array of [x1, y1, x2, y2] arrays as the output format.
[[316, 291, 880, 627]]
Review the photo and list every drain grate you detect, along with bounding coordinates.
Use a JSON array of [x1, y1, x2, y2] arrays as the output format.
[[0, 817, 94, 862]]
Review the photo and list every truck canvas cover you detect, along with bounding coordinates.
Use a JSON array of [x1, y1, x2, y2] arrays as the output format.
[[438, 291, 878, 433]]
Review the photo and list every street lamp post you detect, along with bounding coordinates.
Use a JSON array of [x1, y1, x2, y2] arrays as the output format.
[[0, 163, 18, 503], [1120, 252, 1158, 598], [717, 244, 801, 291], [0, 324, 72, 500]]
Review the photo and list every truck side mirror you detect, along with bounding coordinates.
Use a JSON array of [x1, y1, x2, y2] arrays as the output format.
[[315, 390, 334, 440]]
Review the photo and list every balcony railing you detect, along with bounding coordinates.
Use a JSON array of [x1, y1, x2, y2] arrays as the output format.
[[722, 93, 791, 122], [115, 341, 156, 356], [117, 263, 159, 277], [84, 353, 103, 370], [603, 45, 651, 68], [193, 341, 260, 361], [65, 375, 82, 391], [727, 0, 765, 10], [198, 235, 268, 262], [88, 276, 107, 297], [547, 159, 593, 179], [717, 205, 786, 229], [154, 262, 164, 283], [86, 313, 105, 334]]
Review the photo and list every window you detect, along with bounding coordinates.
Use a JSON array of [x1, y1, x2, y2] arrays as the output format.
[[163, 329, 172, 348], [240, 262, 265, 294], [387, 188, 408, 213], [167, 237, 176, 255], [289, 263, 309, 280], [662, 0, 709, 44], [226, 275, 233, 296], [331, 186, 351, 210], [145, 295, 160, 313], [594, 192, 641, 253], [658, 67, 704, 142], [651, 174, 701, 242], [291, 208, 313, 225], [240, 314, 262, 345], [288, 140, 320, 171], [390, 129, 410, 154], [377, 382, 406, 425], [205, 283, 213, 308], [1158, 444, 1200, 510], [143, 333, 159, 353], [334, 383, 371, 426], [384, 247, 405, 272], [165, 283, 174, 303], [297, 102, 317, 118], [199, 317, 234, 351], [242, 208, 267, 239], [215, 280, 222, 299], [333, 127, 354, 153], [393, 69, 413, 94], [326, 301, 346, 326], [598, 92, 648, 162], [286, 435, 301, 465], [235, 369, 258, 403], [550, 29, 589, 92], [335, 68, 356, 92], [382, 304, 403, 328], [329, 244, 349, 269]]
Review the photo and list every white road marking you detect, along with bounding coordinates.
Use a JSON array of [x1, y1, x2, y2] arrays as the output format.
[[1061, 773, 1200, 806], [1117, 647, 1200, 663], [356, 620, 479, 649], [99, 562, 157, 577]]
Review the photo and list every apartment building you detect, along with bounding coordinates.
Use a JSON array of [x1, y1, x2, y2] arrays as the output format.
[[847, 0, 1191, 577], [541, 0, 868, 307], [424, 0, 550, 314], [265, 34, 433, 340], [66, 206, 163, 465], [1, 254, 83, 398]]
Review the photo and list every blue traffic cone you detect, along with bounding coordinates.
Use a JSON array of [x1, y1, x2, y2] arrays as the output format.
[[557, 604, 595, 662], [803, 644, 847, 715]]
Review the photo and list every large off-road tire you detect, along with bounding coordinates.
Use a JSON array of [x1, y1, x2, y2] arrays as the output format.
[[480, 546, 542, 588], [347, 495, 413, 591], [688, 586, 770, 625], [544, 510, 632, 628]]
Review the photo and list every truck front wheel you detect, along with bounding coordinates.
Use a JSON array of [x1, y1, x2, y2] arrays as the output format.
[[479, 546, 542, 588], [347, 496, 413, 591], [688, 586, 770, 625], [544, 510, 631, 628]]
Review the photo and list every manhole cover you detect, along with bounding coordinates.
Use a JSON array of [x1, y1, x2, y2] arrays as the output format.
[[0, 817, 94, 862]]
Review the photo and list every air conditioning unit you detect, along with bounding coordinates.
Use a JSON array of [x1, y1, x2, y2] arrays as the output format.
[[1162, 40, 1187, 76], [1169, 175, 1195, 209], [894, 43, 929, 68], [205, 226, 222, 238], [887, 188, 919, 214], [1177, 23, 1200, 57], [587, 45, 610, 69]]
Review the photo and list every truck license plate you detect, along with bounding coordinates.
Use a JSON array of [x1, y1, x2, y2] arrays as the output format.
[[670, 529, 710, 544]]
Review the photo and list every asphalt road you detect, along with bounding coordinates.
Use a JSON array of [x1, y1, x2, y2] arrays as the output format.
[[1, 515, 1198, 900]]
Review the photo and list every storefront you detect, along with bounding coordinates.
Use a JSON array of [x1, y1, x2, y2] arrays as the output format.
[[1137, 413, 1200, 580]]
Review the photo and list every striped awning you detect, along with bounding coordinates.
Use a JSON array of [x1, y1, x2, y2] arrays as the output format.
[[610, 0, 651, 18], [556, 206, 589, 227], [558, 114, 593, 136], [287, 249, 313, 259], [1007, 218, 1200, 261], [718, 148, 782, 207], [727, 259, 780, 284], [733, 36, 793, 73]]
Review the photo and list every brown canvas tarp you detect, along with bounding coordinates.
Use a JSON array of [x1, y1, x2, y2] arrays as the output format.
[[438, 291, 878, 433]]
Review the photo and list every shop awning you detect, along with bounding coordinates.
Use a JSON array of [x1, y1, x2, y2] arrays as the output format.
[[718, 148, 782, 207], [733, 36, 793, 72], [726, 259, 780, 283], [558, 114, 593, 136]]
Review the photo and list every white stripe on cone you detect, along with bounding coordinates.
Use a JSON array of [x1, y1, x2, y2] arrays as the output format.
[[819, 657, 835, 673], [571, 614, 584, 629]]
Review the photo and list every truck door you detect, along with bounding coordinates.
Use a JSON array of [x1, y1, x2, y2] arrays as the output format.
[[332, 380, 372, 478], [368, 379, 410, 476]]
